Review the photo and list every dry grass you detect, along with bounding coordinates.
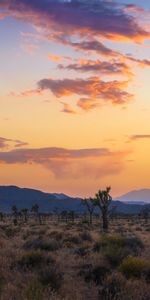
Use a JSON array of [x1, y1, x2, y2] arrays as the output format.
[[0, 216, 150, 299]]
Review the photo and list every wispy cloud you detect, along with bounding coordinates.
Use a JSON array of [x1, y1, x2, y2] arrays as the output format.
[[58, 58, 133, 77], [129, 135, 150, 142], [37, 77, 133, 108], [0, 137, 28, 149], [61, 102, 76, 114], [0, 146, 128, 179]]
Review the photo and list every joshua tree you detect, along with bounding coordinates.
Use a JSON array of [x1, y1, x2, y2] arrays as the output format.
[[68, 210, 75, 224], [141, 207, 149, 223], [82, 198, 95, 224], [61, 210, 68, 224], [31, 204, 41, 225], [93, 187, 112, 232], [12, 205, 18, 225], [21, 208, 29, 223]]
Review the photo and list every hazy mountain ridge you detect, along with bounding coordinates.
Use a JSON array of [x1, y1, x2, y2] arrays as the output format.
[[117, 189, 150, 203], [0, 186, 150, 214]]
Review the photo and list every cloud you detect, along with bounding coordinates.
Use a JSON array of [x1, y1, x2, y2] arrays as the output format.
[[61, 102, 76, 114], [37, 77, 133, 108], [58, 58, 133, 76], [68, 39, 120, 57], [129, 135, 150, 141], [21, 43, 38, 55], [124, 4, 145, 14], [0, 0, 149, 42], [77, 98, 101, 111], [127, 56, 150, 68], [1, 0, 149, 114], [48, 53, 62, 63], [0, 146, 128, 179], [0, 137, 28, 149]]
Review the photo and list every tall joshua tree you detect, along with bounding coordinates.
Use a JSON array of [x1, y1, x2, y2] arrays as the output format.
[[82, 198, 95, 225], [94, 187, 112, 232]]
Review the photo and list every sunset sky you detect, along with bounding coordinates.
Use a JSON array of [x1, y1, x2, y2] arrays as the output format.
[[0, 0, 150, 198]]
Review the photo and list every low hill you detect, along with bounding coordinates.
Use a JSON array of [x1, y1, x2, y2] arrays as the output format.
[[0, 186, 81, 213]]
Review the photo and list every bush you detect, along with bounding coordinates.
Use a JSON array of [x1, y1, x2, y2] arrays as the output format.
[[38, 239, 61, 251], [38, 266, 63, 291], [79, 263, 110, 285], [74, 246, 90, 257], [48, 231, 63, 241], [23, 279, 43, 300], [93, 234, 144, 267], [0, 276, 5, 296], [63, 234, 81, 245], [98, 273, 126, 300], [79, 231, 92, 242], [18, 251, 44, 270], [124, 236, 144, 255], [4, 226, 19, 238], [119, 256, 149, 279], [18, 251, 54, 270], [24, 238, 61, 251]]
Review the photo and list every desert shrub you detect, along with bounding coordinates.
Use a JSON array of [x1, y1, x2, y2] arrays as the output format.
[[18, 251, 44, 270], [24, 238, 61, 251], [74, 246, 90, 257], [93, 235, 125, 252], [98, 273, 126, 300], [4, 226, 19, 238], [126, 278, 150, 300], [104, 244, 127, 267], [119, 256, 149, 279], [48, 231, 63, 241], [79, 231, 92, 242], [135, 226, 142, 231], [38, 266, 63, 291], [63, 234, 81, 245], [0, 276, 5, 296], [18, 251, 54, 271], [93, 234, 143, 266], [124, 236, 144, 255], [145, 227, 150, 232], [23, 279, 44, 300], [38, 239, 61, 251], [79, 263, 110, 285]]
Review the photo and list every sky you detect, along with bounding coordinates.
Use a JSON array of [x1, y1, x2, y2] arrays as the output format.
[[0, 0, 150, 198]]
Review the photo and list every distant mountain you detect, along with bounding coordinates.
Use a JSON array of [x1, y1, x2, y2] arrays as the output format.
[[0, 186, 82, 213], [0, 186, 150, 214], [117, 189, 150, 204]]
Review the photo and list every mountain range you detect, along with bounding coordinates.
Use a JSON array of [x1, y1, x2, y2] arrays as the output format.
[[117, 189, 150, 204], [0, 186, 150, 214]]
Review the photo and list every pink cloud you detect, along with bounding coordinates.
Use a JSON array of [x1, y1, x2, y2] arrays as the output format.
[[37, 77, 133, 107], [0, 146, 129, 179]]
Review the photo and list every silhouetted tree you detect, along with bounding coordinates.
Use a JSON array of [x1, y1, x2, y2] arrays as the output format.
[[31, 204, 41, 224], [12, 205, 18, 225], [61, 210, 68, 223], [93, 187, 112, 232], [68, 210, 75, 224], [82, 198, 95, 224], [0, 212, 4, 222], [21, 208, 29, 223], [141, 207, 149, 223]]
